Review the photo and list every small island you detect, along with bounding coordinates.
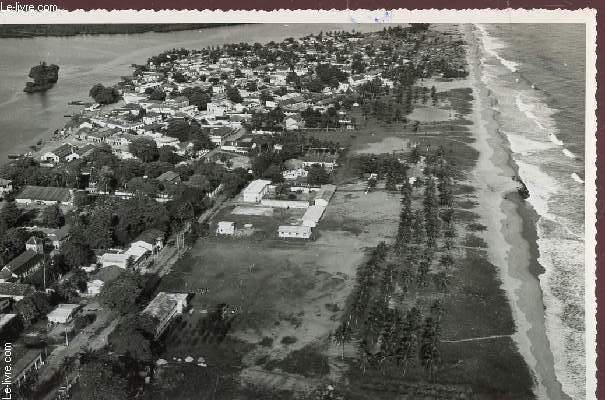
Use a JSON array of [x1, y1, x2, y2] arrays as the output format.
[[23, 61, 59, 93]]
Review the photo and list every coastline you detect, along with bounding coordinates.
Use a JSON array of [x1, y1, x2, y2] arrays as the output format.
[[463, 24, 570, 400], [0, 23, 242, 38]]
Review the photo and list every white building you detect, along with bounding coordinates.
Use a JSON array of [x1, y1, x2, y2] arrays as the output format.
[[47, 304, 80, 325], [242, 179, 271, 203], [278, 225, 312, 239], [282, 168, 308, 180], [284, 117, 300, 131], [142, 292, 189, 339], [301, 205, 325, 228], [99, 244, 149, 269], [216, 221, 235, 236], [207, 103, 225, 117], [0, 178, 12, 199]]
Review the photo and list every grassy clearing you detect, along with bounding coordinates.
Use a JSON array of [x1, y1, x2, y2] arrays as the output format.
[[264, 344, 330, 378], [439, 338, 535, 400], [158, 240, 316, 332], [440, 249, 516, 340], [145, 337, 253, 400]]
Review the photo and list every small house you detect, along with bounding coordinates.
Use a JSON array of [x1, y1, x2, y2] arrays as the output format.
[[216, 221, 235, 236], [0, 178, 13, 199], [133, 229, 165, 254], [41, 144, 80, 164], [47, 303, 80, 325], [142, 292, 189, 339], [278, 225, 312, 239]]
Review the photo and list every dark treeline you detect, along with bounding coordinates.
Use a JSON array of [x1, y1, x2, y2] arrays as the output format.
[[0, 24, 241, 38]]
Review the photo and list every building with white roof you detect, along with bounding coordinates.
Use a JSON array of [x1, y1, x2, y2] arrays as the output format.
[[216, 221, 235, 236], [47, 304, 80, 325], [278, 225, 312, 239], [142, 292, 189, 339], [301, 205, 326, 228], [242, 179, 271, 203]]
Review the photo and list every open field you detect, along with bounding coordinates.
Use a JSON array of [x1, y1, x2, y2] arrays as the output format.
[[152, 172, 402, 397]]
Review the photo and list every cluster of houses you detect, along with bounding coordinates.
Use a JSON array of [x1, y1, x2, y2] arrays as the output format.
[[98, 228, 165, 270], [0, 227, 170, 389]]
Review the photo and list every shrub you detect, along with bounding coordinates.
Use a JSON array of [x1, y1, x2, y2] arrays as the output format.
[[280, 336, 297, 346]]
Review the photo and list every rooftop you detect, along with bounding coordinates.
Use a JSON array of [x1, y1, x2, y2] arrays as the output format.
[[5, 250, 43, 275], [0, 313, 17, 329], [135, 229, 165, 244], [16, 185, 72, 203], [47, 303, 80, 322], [243, 179, 271, 195], [278, 225, 312, 234], [142, 292, 188, 321], [302, 205, 325, 223]]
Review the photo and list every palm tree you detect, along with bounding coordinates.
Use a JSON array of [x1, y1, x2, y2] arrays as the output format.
[[334, 322, 353, 360]]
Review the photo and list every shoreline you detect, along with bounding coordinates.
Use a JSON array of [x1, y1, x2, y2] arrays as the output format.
[[463, 24, 570, 400], [0, 24, 242, 39]]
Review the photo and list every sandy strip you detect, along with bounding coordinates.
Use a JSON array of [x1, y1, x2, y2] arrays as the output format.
[[461, 24, 570, 400]]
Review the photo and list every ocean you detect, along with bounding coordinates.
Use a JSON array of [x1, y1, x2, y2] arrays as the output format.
[[476, 24, 586, 399]]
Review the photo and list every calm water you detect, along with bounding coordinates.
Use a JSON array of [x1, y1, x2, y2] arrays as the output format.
[[0, 23, 393, 160], [479, 24, 586, 399]]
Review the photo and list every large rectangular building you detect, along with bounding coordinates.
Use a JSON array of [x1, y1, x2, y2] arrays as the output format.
[[242, 179, 271, 203], [15, 185, 73, 207], [301, 205, 326, 228]]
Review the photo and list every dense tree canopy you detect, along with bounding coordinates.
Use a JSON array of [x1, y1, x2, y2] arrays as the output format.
[[108, 313, 156, 363], [40, 203, 65, 228], [74, 356, 129, 400], [89, 84, 120, 104], [99, 271, 143, 315], [180, 86, 211, 111], [129, 137, 159, 163], [307, 164, 330, 185]]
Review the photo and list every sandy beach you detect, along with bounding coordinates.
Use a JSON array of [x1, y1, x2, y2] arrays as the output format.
[[462, 24, 570, 400]]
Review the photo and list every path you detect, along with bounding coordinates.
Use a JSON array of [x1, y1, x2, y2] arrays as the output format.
[[440, 334, 511, 343]]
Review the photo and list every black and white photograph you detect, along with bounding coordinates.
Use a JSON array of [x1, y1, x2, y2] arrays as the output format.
[[0, 10, 597, 400]]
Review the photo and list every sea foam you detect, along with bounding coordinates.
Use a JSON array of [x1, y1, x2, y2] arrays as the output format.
[[562, 149, 575, 158], [475, 24, 520, 73], [476, 25, 585, 399], [571, 173, 584, 184]]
